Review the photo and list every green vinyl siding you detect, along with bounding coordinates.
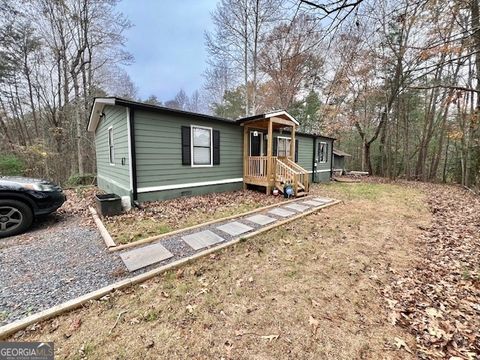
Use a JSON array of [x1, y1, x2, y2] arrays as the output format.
[[334, 155, 345, 170], [134, 110, 243, 189], [296, 135, 314, 171], [138, 182, 243, 202], [316, 137, 333, 172], [95, 105, 130, 197], [313, 137, 333, 183]]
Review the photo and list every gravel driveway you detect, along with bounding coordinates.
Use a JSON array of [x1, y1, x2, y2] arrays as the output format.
[[0, 214, 126, 326]]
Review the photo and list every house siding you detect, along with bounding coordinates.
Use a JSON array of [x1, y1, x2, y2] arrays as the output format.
[[296, 135, 314, 172], [134, 110, 243, 200], [95, 105, 131, 197], [313, 137, 333, 183]]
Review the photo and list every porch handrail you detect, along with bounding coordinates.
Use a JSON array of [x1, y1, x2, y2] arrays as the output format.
[[246, 156, 268, 178], [275, 158, 296, 185], [276, 158, 310, 194]]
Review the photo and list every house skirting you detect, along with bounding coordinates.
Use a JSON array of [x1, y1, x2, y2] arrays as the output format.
[[137, 180, 243, 202]]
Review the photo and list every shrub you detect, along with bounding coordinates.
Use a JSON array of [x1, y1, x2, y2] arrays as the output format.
[[66, 173, 96, 187], [0, 154, 26, 176]]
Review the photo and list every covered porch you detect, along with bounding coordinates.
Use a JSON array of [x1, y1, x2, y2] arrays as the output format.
[[238, 111, 309, 197]]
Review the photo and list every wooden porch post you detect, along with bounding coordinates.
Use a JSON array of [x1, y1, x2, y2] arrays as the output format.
[[290, 125, 296, 161], [266, 119, 273, 194], [243, 125, 248, 190]]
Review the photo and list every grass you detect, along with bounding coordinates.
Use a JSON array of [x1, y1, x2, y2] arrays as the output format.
[[14, 182, 431, 359]]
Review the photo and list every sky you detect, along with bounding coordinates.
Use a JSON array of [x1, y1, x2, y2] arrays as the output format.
[[116, 0, 218, 102]]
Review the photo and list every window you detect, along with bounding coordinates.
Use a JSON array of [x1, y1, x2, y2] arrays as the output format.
[[108, 127, 115, 165], [191, 126, 212, 166], [277, 137, 291, 157], [318, 142, 328, 163]]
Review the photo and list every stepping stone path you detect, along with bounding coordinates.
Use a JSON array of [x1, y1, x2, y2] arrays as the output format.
[[268, 208, 295, 217], [119, 242, 173, 272], [302, 200, 325, 207], [217, 221, 253, 236], [284, 203, 310, 212], [313, 197, 332, 203], [245, 214, 276, 225], [118, 196, 336, 272], [182, 230, 225, 250]]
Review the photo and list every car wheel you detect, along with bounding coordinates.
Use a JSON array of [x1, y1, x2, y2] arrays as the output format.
[[0, 200, 33, 238]]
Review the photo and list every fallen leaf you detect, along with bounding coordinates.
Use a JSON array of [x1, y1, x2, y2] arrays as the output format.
[[260, 334, 279, 342], [393, 337, 412, 353], [69, 317, 82, 331], [309, 315, 320, 334], [186, 304, 197, 313]]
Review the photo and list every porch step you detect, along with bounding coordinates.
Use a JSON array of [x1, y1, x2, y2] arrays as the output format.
[[274, 182, 308, 198]]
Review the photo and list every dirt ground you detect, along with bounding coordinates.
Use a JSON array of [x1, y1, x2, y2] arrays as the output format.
[[11, 181, 434, 359]]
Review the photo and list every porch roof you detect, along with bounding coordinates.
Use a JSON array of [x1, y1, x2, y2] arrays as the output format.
[[236, 110, 300, 127]]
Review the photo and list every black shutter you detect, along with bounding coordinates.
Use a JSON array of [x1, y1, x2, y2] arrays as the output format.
[[181, 126, 191, 165], [295, 139, 299, 162], [273, 136, 277, 156], [213, 129, 220, 165]]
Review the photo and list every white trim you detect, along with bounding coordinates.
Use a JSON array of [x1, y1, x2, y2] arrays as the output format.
[[87, 98, 116, 132], [318, 141, 328, 163], [97, 174, 130, 192], [307, 169, 331, 174], [265, 110, 300, 125], [108, 126, 115, 166], [191, 125, 213, 167], [137, 178, 243, 193], [126, 108, 133, 191]]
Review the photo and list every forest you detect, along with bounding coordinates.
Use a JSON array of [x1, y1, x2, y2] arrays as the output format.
[[0, 0, 479, 191]]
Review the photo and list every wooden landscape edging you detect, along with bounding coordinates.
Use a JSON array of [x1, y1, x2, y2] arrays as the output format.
[[109, 195, 315, 252], [89, 206, 116, 248], [0, 199, 340, 340]]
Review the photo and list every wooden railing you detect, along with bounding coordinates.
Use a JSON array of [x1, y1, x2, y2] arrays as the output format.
[[275, 158, 309, 195], [244, 156, 309, 196], [275, 158, 296, 185], [246, 156, 268, 179], [284, 158, 309, 192]]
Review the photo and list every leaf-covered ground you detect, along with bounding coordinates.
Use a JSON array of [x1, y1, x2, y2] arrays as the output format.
[[8, 180, 479, 359], [10, 182, 427, 359], [102, 190, 282, 244], [383, 182, 480, 359]]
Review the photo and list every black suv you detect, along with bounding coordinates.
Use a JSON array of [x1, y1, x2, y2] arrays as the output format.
[[0, 176, 66, 238]]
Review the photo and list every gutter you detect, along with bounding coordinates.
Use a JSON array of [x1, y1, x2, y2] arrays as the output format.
[[312, 137, 316, 183], [128, 106, 138, 202], [330, 139, 335, 179]]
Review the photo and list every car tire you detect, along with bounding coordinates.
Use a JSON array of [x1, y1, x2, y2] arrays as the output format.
[[0, 200, 33, 238]]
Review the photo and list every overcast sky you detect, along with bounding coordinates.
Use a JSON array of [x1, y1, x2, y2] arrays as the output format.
[[117, 0, 218, 102]]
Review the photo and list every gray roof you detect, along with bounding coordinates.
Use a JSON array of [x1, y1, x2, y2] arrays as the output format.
[[333, 149, 352, 157]]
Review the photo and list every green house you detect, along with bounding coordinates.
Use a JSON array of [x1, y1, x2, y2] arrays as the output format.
[[87, 97, 335, 203]]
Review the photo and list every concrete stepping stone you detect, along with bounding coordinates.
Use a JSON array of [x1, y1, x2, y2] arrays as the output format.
[[182, 230, 225, 250], [313, 197, 332, 203], [268, 207, 295, 217], [216, 221, 253, 236], [284, 203, 309, 212], [245, 214, 276, 225], [302, 200, 325, 207], [120, 243, 173, 272]]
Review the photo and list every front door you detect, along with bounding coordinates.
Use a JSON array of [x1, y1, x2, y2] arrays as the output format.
[[250, 131, 263, 156], [250, 131, 265, 176]]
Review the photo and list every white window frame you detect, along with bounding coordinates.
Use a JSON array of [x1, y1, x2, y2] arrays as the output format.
[[108, 126, 115, 166], [190, 125, 213, 167], [276, 136, 291, 157], [318, 141, 328, 163]]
